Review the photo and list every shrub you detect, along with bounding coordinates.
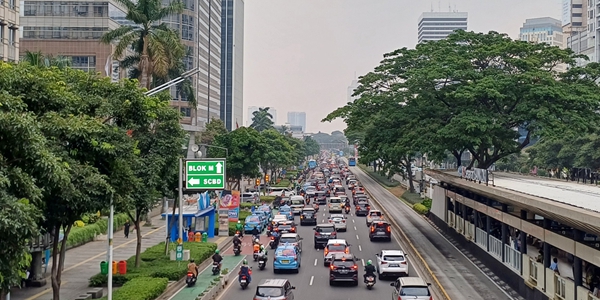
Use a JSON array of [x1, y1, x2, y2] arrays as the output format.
[[259, 196, 276, 203], [98, 277, 168, 300], [421, 198, 432, 211], [89, 242, 217, 287], [240, 203, 254, 209], [273, 179, 291, 187], [67, 214, 129, 248], [413, 203, 429, 215]]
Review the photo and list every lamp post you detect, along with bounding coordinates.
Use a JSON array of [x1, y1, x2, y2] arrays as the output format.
[[194, 143, 229, 158]]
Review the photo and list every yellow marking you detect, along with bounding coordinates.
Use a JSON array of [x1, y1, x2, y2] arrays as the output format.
[[361, 175, 452, 300], [25, 226, 164, 300]]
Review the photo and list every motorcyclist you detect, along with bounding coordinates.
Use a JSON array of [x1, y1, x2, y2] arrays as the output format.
[[232, 234, 242, 249], [363, 260, 376, 283], [187, 259, 198, 277], [251, 226, 260, 240], [238, 259, 252, 283], [345, 204, 350, 214], [235, 221, 244, 237], [270, 230, 279, 248], [253, 239, 261, 253], [212, 249, 223, 270]]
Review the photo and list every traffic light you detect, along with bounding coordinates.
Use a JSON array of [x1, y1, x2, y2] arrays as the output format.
[[255, 178, 260, 186], [265, 174, 270, 183]]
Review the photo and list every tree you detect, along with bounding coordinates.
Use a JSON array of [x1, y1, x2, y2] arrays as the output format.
[[250, 107, 274, 132], [199, 118, 228, 145], [100, 0, 184, 89], [277, 125, 290, 135], [211, 127, 266, 190], [21, 50, 73, 69], [303, 136, 320, 157], [259, 130, 295, 180], [284, 135, 306, 166]]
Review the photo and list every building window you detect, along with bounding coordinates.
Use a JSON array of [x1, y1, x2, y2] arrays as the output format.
[[22, 26, 108, 39], [572, 13, 582, 17], [8, 28, 15, 45], [71, 56, 96, 72], [22, 1, 108, 17], [573, 22, 583, 26], [180, 107, 191, 117], [573, 4, 582, 8], [181, 14, 194, 41]]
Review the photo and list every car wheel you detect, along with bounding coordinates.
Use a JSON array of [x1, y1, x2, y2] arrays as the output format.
[[378, 272, 384, 280], [329, 281, 334, 286], [273, 268, 278, 274], [323, 261, 328, 267], [369, 237, 373, 242]]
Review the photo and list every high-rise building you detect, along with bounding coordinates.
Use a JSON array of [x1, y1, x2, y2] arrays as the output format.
[[562, 0, 586, 34], [347, 79, 358, 102], [247, 106, 276, 126], [220, 0, 244, 131], [417, 12, 468, 43], [564, 0, 598, 65], [287, 112, 306, 132], [197, 0, 222, 126], [1, 0, 19, 61], [519, 17, 564, 48]]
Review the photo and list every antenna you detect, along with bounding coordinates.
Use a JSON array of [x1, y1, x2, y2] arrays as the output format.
[[438, 1, 441, 12], [448, 3, 451, 12]]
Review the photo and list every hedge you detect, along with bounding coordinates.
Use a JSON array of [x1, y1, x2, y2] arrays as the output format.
[[89, 241, 217, 287], [421, 198, 432, 211], [67, 214, 129, 248], [413, 203, 429, 215], [98, 277, 168, 300], [259, 196, 276, 203], [272, 179, 291, 187]]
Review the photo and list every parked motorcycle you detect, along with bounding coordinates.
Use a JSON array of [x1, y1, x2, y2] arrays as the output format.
[[186, 272, 197, 287], [212, 262, 221, 275], [365, 275, 376, 290]]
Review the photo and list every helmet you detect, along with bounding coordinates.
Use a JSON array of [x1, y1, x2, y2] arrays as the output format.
[[242, 259, 248, 265], [237, 221, 241, 224], [255, 238, 259, 243], [190, 259, 195, 263], [215, 249, 220, 254], [366, 260, 372, 266]]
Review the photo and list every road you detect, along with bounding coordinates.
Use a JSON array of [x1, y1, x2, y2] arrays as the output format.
[[351, 166, 510, 299], [217, 179, 422, 300]]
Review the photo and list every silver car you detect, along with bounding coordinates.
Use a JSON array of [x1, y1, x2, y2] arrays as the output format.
[[328, 214, 347, 231], [390, 277, 432, 300], [278, 233, 303, 252]]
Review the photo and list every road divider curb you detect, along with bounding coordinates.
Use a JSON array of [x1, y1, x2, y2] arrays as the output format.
[[357, 168, 452, 300]]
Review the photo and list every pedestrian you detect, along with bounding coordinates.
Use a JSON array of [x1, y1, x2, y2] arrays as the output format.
[[124, 220, 131, 238]]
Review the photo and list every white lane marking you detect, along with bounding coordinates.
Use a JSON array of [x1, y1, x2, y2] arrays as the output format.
[[314, 258, 318, 266], [358, 245, 362, 252], [352, 219, 355, 223], [356, 234, 360, 240], [309, 276, 314, 285], [361, 259, 365, 266], [354, 226, 357, 231], [323, 213, 325, 217]]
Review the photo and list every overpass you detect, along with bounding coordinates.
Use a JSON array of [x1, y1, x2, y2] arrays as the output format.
[[317, 141, 347, 150]]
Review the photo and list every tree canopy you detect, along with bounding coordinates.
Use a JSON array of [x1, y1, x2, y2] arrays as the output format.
[[250, 107, 274, 132]]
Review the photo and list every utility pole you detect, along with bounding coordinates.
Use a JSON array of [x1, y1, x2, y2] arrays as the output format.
[[107, 192, 114, 300]]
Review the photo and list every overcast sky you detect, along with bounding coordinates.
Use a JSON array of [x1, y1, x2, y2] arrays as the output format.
[[242, 0, 562, 134]]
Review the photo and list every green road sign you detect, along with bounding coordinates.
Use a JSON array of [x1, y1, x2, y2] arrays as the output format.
[[176, 244, 183, 261], [185, 159, 226, 190]]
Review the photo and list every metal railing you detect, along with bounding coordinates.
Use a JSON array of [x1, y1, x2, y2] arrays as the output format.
[[447, 211, 455, 228], [475, 227, 488, 249], [488, 235, 503, 260], [466, 222, 475, 239], [456, 216, 464, 233], [588, 292, 600, 300], [529, 256, 538, 284], [504, 244, 522, 273], [555, 273, 566, 300]]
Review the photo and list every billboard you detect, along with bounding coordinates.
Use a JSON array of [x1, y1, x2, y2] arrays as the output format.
[[562, 0, 571, 26], [219, 190, 240, 222]]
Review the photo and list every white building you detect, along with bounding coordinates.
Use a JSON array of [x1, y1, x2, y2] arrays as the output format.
[[287, 112, 306, 132], [247, 106, 277, 126], [563, 0, 596, 65], [418, 12, 468, 43], [520, 17, 564, 48], [347, 79, 358, 102], [1, 0, 19, 61]]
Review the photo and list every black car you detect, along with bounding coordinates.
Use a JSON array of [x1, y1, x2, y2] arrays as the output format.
[[275, 221, 297, 234], [355, 203, 370, 216], [369, 221, 392, 241], [313, 224, 337, 249], [315, 191, 327, 205], [329, 253, 359, 286], [300, 208, 317, 225]]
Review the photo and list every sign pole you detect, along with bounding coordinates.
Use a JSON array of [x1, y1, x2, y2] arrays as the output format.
[[178, 158, 184, 244]]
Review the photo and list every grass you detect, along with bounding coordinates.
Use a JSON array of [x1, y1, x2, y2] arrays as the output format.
[[358, 164, 400, 187], [272, 179, 291, 187], [402, 191, 423, 205]]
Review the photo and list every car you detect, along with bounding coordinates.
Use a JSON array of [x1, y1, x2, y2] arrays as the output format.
[[369, 221, 392, 242], [313, 223, 337, 249], [241, 192, 259, 203], [254, 279, 296, 300], [328, 197, 343, 213], [328, 214, 347, 231], [315, 191, 327, 205], [390, 277, 432, 300], [244, 215, 263, 233], [278, 205, 294, 220], [273, 244, 301, 273], [355, 203, 370, 216], [376, 250, 408, 279], [269, 187, 295, 196], [289, 196, 305, 215], [323, 239, 350, 266], [278, 233, 303, 252], [256, 205, 273, 219], [271, 214, 288, 225], [300, 208, 317, 225], [366, 210, 383, 226], [329, 253, 359, 286], [275, 221, 297, 234]]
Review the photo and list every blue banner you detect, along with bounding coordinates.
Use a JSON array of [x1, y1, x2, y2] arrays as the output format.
[[228, 208, 239, 221]]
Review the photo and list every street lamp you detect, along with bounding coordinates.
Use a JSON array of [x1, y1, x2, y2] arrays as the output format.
[[191, 143, 229, 158]]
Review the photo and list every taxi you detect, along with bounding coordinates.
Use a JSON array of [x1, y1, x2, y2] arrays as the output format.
[[278, 205, 294, 220], [244, 214, 263, 233], [273, 244, 301, 273], [256, 205, 273, 219]]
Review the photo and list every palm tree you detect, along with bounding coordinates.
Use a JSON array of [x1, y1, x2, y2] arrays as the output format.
[[277, 125, 290, 135], [99, 0, 184, 89], [250, 107, 274, 132], [22, 50, 72, 69]]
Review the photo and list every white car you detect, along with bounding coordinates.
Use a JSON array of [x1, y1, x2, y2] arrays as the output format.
[[268, 187, 296, 196], [289, 195, 305, 215], [278, 233, 303, 252], [328, 214, 347, 231], [271, 214, 288, 225], [366, 210, 383, 226], [376, 250, 408, 279], [328, 197, 343, 213]]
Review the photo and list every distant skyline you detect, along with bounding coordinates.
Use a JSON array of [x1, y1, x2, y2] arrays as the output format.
[[243, 0, 562, 132]]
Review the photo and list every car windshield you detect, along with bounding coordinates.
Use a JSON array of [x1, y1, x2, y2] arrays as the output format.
[[302, 212, 314, 216], [278, 225, 292, 230], [259, 206, 270, 212], [400, 287, 431, 296], [246, 216, 260, 222], [330, 199, 341, 203], [383, 255, 405, 261], [332, 260, 355, 268], [370, 211, 382, 217], [276, 248, 296, 256], [280, 207, 291, 212], [279, 237, 297, 243], [256, 287, 283, 297], [374, 223, 388, 228], [317, 226, 335, 233], [291, 199, 303, 205], [327, 245, 346, 252]]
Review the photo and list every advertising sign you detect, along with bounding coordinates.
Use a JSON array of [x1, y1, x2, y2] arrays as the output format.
[[562, 0, 571, 26], [219, 190, 240, 222]]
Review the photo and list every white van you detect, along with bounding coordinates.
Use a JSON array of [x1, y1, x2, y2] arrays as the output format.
[[328, 197, 343, 213]]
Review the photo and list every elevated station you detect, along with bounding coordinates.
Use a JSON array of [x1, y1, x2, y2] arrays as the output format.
[[425, 170, 600, 300]]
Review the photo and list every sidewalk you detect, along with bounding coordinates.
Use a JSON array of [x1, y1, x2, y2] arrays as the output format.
[[10, 215, 169, 300]]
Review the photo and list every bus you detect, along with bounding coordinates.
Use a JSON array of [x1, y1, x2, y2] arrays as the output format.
[[348, 157, 356, 166], [308, 159, 317, 169]]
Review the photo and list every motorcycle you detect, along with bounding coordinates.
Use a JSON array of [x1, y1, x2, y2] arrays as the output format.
[[233, 244, 241, 256], [235, 230, 243, 238], [258, 254, 267, 270], [269, 235, 279, 249], [239, 274, 249, 290], [345, 206, 350, 214], [186, 271, 197, 287], [212, 262, 221, 275], [365, 275, 376, 290]]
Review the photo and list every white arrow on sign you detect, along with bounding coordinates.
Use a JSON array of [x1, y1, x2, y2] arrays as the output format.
[[216, 162, 223, 174], [188, 178, 200, 185]]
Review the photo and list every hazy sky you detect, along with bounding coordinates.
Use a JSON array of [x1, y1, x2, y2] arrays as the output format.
[[242, 0, 562, 133]]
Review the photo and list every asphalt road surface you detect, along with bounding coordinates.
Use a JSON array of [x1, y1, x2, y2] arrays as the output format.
[[351, 166, 511, 299], [217, 179, 419, 300]]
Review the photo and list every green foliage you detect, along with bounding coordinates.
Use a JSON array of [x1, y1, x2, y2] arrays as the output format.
[[303, 136, 321, 157], [421, 198, 432, 211], [527, 134, 600, 171], [199, 118, 228, 145], [89, 242, 217, 287], [259, 196, 276, 203], [211, 127, 266, 183], [67, 214, 129, 248], [259, 129, 296, 176], [413, 203, 429, 215], [358, 165, 399, 187], [273, 179, 291, 187], [250, 107, 275, 132], [98, 277, 168, 300], [402, 192, 423, 206]]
